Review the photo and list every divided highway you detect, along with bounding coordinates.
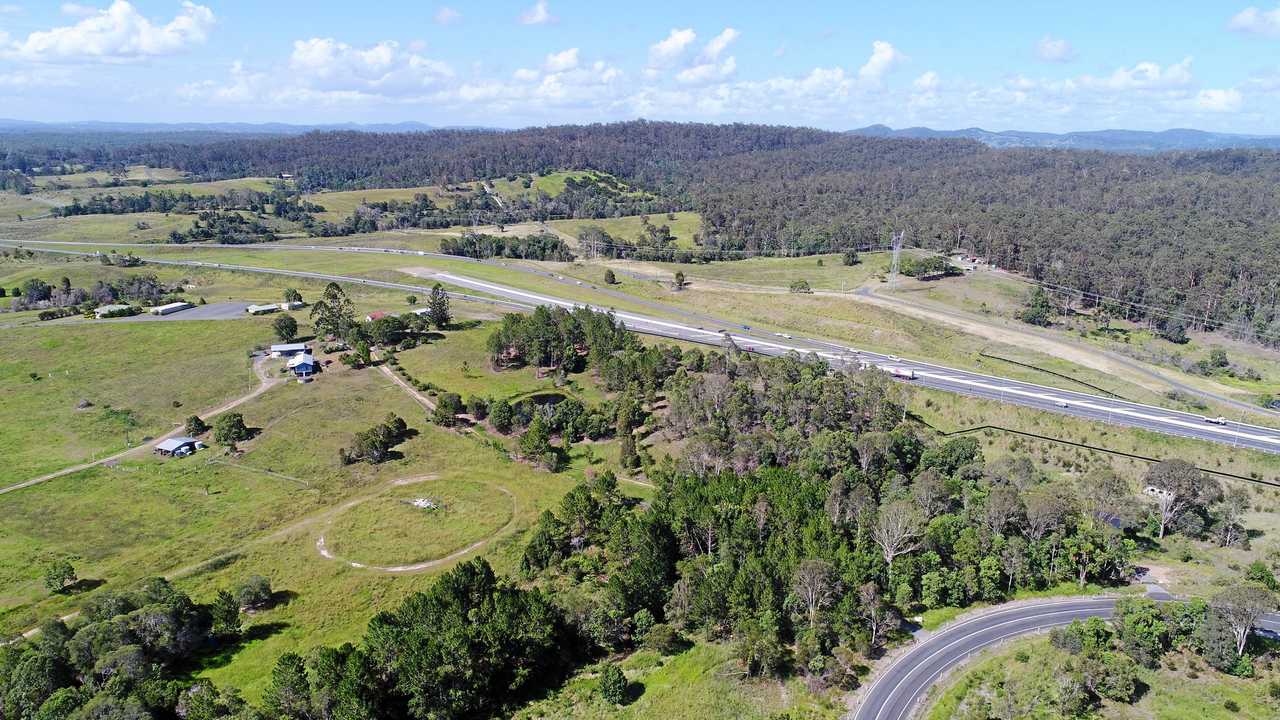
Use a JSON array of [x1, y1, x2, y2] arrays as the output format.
[[8, 240, 1280, 455]]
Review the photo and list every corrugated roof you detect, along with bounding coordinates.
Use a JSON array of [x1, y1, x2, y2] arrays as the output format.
[[156, 436, 198, 452], [287, 353, 316, 368], [271, 343, 310, 352]]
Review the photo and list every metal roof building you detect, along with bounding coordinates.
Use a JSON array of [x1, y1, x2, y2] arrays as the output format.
[[270, 343, 311, 356], [150, 301, 193, 316], [155, 436, 204, 456]]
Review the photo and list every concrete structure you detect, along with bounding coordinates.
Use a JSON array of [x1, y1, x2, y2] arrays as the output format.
[[150, 301, 193, 316], [154, 436, 204, 457], [94, 304, 131, 318], [280, 301, 304, 311], [247, 304, 279, 315], [269, 343, 311, 358], [288, 353, 318, 378]]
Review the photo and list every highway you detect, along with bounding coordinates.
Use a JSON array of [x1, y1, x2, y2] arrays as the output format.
[[8, 240, 1280, 455], [852, 595, 1280, 720]]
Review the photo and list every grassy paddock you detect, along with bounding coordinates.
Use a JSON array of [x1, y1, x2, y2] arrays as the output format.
[[549, 212, 703, 249], [513, 643, 842, 720], [0, 319, 272, 482]]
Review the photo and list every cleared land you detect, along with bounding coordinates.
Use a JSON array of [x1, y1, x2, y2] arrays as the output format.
[[0, 319, 270, 482], [549, 211, 702, 249], [515, 644, 842, 720], [322, 479, 514, 568], [925, 637, 1278, 720], [31, 165, 188, 189], [302, 185, 460, 222]]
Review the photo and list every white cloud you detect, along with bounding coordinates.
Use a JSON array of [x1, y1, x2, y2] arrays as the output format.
[[513, 67, 539, 81], [543, 47, 578, 72], [1035, 35, 1076, 62], [7, 1, 214, 63], [676, 57, 736, 85], [648, 27, 696, 67], [1080, 58, 1193, 90], [0, 3, 23, 14], [59, 2, 95, 16], [1194, 88, 1243, 111], [857, 40, 904, 85], [518, 0, 553, 25], [1228, 6, 1280, 36], [701, 27, 738, 60], [913, 71, 939, 91], [433, 6, 461, 25], [287, 38, 453, 93]]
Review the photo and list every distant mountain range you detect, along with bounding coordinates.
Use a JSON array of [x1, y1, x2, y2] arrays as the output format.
[[0, 119, 450, 135], [3, 118, 1279, 153], [848, 124, 1280, 152]]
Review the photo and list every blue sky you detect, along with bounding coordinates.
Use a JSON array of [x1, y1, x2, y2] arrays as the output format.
[[1, 1, 1279, 132]]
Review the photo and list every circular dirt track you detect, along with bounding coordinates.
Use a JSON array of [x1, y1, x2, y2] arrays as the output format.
[[316, 479, 515, 573]]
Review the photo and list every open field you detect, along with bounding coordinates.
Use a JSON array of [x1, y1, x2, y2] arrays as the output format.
[[0, 319, 272, 482], [601, 251, 893, 291], [302, 185, 460, 222], [488, 170, 654, 202], [322, 479, 513, 567], [0, 177, 282, 223], [31, 165, 189, 189], [393, 321, 607, 405], [514, 644, 842, 720], [549, 211, 703, 249], [925, 637, 1279, 720], [0, 309, 636, 699]]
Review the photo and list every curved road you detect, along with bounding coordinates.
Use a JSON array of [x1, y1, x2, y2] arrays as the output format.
[[852, 595, 1280, 720]]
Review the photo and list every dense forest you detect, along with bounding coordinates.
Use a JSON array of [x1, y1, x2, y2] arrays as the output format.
[[6, 119, 1280, 341]]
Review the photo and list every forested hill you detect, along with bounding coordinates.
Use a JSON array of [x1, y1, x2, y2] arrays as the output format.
[[7, 120, 1280, 341], [89, 122, 838, 195]]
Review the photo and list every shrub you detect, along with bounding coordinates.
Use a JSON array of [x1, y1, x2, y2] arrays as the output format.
[[598, 663, 627, 705], [184, 415, 209, 436], [235, 575, 273, 610]]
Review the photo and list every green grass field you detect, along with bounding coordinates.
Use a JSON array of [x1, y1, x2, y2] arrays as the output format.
[[0, 303, 637, 700], [393, 322, 607, 405], [302, 185, 460, 223], [549, 212, 703, 249], [0, 319, 272, 482], [323, 479, 514, 567], [514, 644, 842, 720], [31, 166, 189, 189]]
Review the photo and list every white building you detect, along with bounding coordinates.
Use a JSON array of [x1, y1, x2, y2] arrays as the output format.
[[150, 301, 193, 316], [94, 304, 131, 318]]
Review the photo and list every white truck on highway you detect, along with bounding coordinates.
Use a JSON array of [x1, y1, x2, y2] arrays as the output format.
[[884, 366, 917, 380], [1202, 415, 1228, 425]]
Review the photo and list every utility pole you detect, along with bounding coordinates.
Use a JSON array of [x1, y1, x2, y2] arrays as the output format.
[[887, 231, 905, 287]]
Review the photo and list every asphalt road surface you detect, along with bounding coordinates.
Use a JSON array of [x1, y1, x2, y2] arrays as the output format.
[[9, 241, 1280, 455], [851, 596, 1280, 720]]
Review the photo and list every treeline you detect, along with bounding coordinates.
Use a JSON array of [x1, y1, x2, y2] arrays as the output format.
[[56, 120, 1280, 345], [166, 211, 278, 245], [7, 274, 177, 313], [690, 135, 1280, 344], [440, 231, 575, 261], [53, 187, 321, 223], [102, 121, 833, 193], [312, 193, 452, 236], [0, 576, 274, 720]]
